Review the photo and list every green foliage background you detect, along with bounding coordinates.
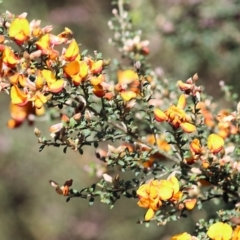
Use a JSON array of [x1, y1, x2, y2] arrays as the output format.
[[0, 0, 239, 239]]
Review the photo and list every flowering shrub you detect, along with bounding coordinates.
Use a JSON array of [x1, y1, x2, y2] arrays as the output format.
[[1, 0, 240, 239]]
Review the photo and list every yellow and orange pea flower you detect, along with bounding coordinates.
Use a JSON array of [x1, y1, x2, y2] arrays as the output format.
[[196, 101, 215, 128], [154, 94, 196, 133], [207, 133, 224, 154], [64, 59, 89, 86], [2, 46, 19, 68], [186, 134, 224, 166], [217, 109, 238, 139], [10, 70, 62, 109], [7, 102, 44, 129], [8, 15, 30, 44], [63, 39, 80, 62], [137, 176, 182, 221], [116, 69, 141, 102]]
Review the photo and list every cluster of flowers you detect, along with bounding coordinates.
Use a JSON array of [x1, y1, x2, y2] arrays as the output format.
[[137, 176, 197, 221], [0, 12, 148, 130]]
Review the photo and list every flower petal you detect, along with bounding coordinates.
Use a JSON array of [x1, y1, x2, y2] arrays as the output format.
[[48, 80, 65, 93], [10, 85, 28, 106], [184, 198, 197, 210], [180, 122, 196, 133], [207, 133, 224, 153], [207, 222, 232, 240], [154, 108, 168, 122], [177, 94, 186, 109], [144, 208, 155, 221], [120, 91, 137, 101]]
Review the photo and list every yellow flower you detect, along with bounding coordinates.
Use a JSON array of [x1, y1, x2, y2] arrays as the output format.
[[8, 17, 30, 44], [120, 90, 137, 101], [207, 134, 224, 154], [41, 69, 65, 93], [171, 232, 192, 240], [117, 69, 141, 96], [118, 69, 138, 84], [207, 222, 232, 240], [154, 94, 196, 133]]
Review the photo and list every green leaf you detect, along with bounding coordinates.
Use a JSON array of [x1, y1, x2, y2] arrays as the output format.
[[96, 52, 102, 59], [39, 145, 45, 152], [81, 49, 88, 56], [118, 160, 125, 166], [69, 118, 77, 128], [90, 184, 96, 192]]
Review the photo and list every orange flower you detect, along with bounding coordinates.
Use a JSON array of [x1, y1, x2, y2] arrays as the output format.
[[217, 109, 238, 139], [207, 222, 232, 240], [171, 232, 192, 240], [2, 46, 19, 67], [232, 226, 240, 240], [91, 60, 103, 75], [90, 74, 106, 98], [207, 134, 224, 154], [154, 95, 196, 133], [8, 17, 30, 44], [137, 177, 180, 221], [10, 85, 28, 106], [64, 60, 89, 86], [9, 73, 27, 87], [196, 102, 215, 127], [190, 139, 202, 155], [7, 102, 45, 129]]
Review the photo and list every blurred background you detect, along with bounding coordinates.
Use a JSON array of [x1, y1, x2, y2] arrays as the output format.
[[0, 0, 240, 239]]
